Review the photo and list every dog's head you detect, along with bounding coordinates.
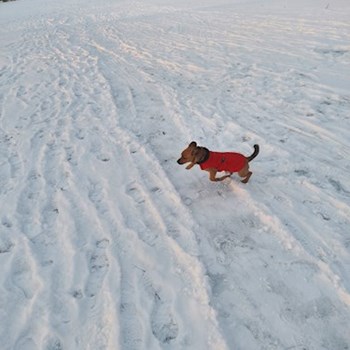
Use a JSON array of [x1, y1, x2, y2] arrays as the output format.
[[177, 141, 197, 165], [177, 141, 207, 166]]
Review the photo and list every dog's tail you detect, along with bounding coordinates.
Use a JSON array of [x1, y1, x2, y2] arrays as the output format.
[[247, 144, 259, 162]]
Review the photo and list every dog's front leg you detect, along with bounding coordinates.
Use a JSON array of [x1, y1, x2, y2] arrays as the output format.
[[186, 162, 196, 170], [208, 169, 231, 182]]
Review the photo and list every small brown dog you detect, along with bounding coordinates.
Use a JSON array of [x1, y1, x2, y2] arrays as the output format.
[[177, 142, 259, 182]]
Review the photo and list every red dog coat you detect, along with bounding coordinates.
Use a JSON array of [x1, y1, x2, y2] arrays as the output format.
[[199, 151, 246, 173]]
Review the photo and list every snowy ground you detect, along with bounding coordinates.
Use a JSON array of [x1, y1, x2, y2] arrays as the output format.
[[1, 0, 350, 349]]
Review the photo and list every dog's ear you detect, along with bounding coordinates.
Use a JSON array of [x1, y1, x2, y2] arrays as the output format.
[[189, 141, 197, 148]]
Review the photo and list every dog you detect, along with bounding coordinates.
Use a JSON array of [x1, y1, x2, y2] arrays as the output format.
[[177, 142, 259, 182]]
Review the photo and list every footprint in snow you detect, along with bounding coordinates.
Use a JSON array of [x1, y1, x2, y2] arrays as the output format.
[[84, 239, 110, 297], [139, 269, 179, 344], [1, 221, 14, 255], [120, 302, 145, 347], [126, 183, 146, 205], [14, 336, 37, 350], [281, 296, 336, 326], [294, 169, 309, 176], [314, 48, 348, 58], [328, 178, 350, 195], [16, 85, 27, 98], [75, 128, 85, 140], [44, 335, 63, 350], [96, 152, 110, 162], [0, 238, 14, 254], [125, 183, 160, 246], [151, 293, 179, 344], [11, 256, 37, 299], [65, 146, 78, 166], [208, 272, 228, 298], [2, 215, 13, 228], [213, 235, 236, 266]]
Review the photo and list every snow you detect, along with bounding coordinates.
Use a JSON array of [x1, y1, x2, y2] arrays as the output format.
[[0, 0, 350, 349]]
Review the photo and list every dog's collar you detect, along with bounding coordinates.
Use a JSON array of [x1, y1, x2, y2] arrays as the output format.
[[196, 147, 210, 164]]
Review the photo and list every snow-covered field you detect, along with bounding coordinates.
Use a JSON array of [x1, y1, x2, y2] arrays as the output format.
[[1, 0, 350, 349]]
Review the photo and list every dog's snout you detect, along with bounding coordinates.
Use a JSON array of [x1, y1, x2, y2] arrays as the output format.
[[177, 158, 182, 164]]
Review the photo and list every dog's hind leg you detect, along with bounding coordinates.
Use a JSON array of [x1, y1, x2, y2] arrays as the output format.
[[240, 172, 252, 183], [238, 163, 252, 183], [208, 169, 231, 182]]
